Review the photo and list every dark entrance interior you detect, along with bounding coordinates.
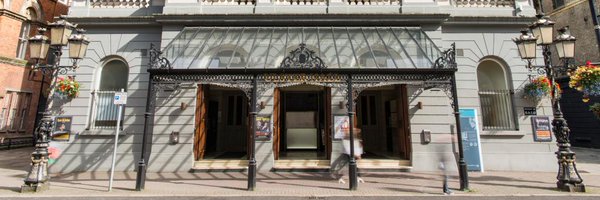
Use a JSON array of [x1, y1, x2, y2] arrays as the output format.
[[357, 85, 411, 160], [277, 87, 329, 160], [194, 85, 249, 160]]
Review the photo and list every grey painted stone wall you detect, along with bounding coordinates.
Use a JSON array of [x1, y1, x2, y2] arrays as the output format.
[[48, 0, 559, 174], [48, 26, 161, 173]]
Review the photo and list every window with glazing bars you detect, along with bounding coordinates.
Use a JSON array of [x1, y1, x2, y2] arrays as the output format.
[[0, 92, 32, 132], [16, 21, 30, 59]]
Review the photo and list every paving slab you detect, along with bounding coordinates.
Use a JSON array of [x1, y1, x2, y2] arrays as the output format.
[[1, 147, 599, 197]]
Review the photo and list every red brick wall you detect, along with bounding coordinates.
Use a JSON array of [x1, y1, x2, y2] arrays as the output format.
[[0, 0, 69, 136]]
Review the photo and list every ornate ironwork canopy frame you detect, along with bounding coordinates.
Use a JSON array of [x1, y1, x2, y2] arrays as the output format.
[[137, 43, 470, 192]]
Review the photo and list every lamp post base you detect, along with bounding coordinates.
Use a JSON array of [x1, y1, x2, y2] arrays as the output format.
[[20, 182, 49, 193], [557, 182, 585, 192]]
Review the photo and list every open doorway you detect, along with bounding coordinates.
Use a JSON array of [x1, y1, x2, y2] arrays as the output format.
[[194, 85, 249, 166], [273, 85, 331, 163], [357, 85, 411, 160]]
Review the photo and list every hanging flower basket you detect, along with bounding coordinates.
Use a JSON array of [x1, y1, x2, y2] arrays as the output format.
[[591, 103, 600, 119], [523, 76, 561, 101], [569, 61, 600, 102], [55, 76, 80, 98]]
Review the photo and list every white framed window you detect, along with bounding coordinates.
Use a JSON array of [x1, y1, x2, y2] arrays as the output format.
[[1, 91, 33, 132], [0, 95, 8, 131], [91, 59, 129, 129], [477, 58, 518, 131], [16, 22, 31, 59], [19, 93, 32, 131]]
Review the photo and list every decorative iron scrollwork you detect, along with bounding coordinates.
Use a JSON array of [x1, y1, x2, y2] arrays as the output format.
[[279, 43, 326, 69], [149, 43, 172, 70], [434, 43, 457, 69]]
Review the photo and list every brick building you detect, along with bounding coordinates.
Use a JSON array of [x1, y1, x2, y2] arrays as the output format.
[[535, 0, 600, 148], [0, 0, 68, 141]]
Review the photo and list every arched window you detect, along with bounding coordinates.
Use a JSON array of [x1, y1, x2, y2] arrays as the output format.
[[91, 59, 129, 129], [16, 8, 37, 59], [477, 58, 518, 130], [208, 50, 246, 68], [359, 50, 395, 68]]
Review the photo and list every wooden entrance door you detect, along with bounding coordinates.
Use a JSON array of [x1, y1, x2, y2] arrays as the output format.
[[194, 85, 208, 160], [359, 92, 385, 154], [221, 92, 247, 152], [396, 85, 412, 160]]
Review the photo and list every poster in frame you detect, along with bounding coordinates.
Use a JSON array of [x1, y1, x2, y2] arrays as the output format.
[[256, 114, 272, 140], [52, 116, 72, 141], [333, 115, 350, 140], [531, 116, 552, 142]]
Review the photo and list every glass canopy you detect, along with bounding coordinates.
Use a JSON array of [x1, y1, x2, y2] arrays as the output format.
[[162, 27, 443, 69]]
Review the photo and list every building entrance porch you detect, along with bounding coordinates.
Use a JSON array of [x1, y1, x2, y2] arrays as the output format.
[[193, 85, 250, 170], [273, 85, 332, 170], [356, 85, 412, 169]]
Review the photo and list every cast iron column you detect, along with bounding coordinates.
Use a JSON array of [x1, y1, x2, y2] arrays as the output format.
[[541, 46, 586, 192], [248, 74, 258, 191], [136, 75, 153, 191], [346, 74, 358, 190], [451, 73, 469, 191], [21, 50, 63, 192]]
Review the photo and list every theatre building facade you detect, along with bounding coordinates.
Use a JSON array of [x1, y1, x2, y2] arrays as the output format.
[[47, 0, 558, 176]]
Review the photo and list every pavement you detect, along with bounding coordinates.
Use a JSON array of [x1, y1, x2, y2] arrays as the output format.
[[1, 147, 599, 198]]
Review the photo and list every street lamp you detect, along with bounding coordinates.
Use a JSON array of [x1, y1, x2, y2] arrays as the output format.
[[21, 17, 89, 193], [513, 13, 585, 192]]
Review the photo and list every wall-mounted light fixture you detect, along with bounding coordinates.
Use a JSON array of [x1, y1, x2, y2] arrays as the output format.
[[170, 131, 179, 145], [180, 102, 188, 110], [421, 129, 431, 144], [417, 102, 423, 109]]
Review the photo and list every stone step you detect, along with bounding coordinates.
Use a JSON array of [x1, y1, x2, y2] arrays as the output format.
[[358, 159, 411, 169], [274, 159, 331, 169], [193, 160, 249, 170]]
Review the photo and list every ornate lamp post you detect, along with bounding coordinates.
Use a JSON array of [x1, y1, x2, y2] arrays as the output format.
[[21, 17, 89, 193], [513, 13, 585, 192]]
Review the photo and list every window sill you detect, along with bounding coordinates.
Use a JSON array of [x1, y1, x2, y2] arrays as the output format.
[[480, 130, 524, 136], [80, 129, 126, 136]]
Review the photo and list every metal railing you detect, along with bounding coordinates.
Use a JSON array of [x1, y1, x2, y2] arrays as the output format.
[[346, 0, 399, 5], [455, 0, 515, 7], [91, 0, 150, 7], [478, 90, 517, 130], [203, 0, 255, 5], [274, 0, 325, 5], [90, 91, 124, 129]]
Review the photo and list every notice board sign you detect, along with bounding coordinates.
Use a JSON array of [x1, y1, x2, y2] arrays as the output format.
[[459, 108, 483, 172], [52, 116, 72, 141], [531, 116, 552, 142], [256, 115, 272, 140], [524, 107, 537, 116], [333, 115, 349, 140]]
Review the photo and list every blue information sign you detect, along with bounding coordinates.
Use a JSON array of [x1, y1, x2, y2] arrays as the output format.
[[459, 108, 483, 172]]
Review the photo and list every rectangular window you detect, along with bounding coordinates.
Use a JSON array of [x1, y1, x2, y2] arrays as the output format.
[[0, 95, 8, 131], [369, 95, 377, 125], [19, 93, 32, 131], [360, 96, 368, 125], [235, 96, 243, 125], [478, 90, 518, 130], [227, 96, 235, 125], [91, 90, 124, 129], [16, 22, 31, 59]]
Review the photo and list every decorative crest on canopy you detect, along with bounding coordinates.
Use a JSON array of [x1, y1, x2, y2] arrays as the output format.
[[279, 43, 326, 69]]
